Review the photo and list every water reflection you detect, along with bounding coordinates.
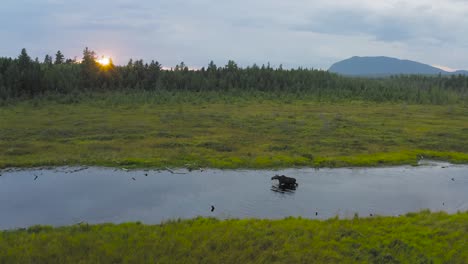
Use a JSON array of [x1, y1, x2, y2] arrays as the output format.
[[0, 162, 467, 229], [270, 184, 297, 194]]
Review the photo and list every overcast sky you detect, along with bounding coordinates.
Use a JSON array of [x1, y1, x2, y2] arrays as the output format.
[[1, 0, 468, 70]]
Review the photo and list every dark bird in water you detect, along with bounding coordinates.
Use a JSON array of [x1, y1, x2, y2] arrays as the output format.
[[211, 205, 215, 212], [34, 175, 38, 180], [144, 173, 148, 176], [370, 213, 373, 217], [315, 212, 318, 216], [443, 202, 445, 206], [451, 178, 455, 181], [132, 177, 136, 181]]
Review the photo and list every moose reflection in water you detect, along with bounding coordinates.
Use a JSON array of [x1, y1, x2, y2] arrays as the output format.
[[271, 175, 298, 193]]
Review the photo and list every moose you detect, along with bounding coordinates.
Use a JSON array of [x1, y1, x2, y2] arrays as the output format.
[[271, 174, 298, 188]]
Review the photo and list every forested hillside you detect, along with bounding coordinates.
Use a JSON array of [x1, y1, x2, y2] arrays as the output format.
[[1, 48, 468, 104]]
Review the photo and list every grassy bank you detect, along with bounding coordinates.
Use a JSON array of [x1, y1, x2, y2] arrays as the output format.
[[1, 91, 468, 169], [1, 211, 467, 263]]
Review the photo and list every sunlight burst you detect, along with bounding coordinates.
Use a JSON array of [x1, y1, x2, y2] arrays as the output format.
[[97, 56, 111, 66]]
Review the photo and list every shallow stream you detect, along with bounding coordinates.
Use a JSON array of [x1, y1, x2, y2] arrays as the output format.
[[1, 161, 467, 229]]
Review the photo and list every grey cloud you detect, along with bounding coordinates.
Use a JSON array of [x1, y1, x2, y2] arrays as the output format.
[[1, 0, 468, 70], [290, 7, 442, 43], [62, 20, 160, 33]]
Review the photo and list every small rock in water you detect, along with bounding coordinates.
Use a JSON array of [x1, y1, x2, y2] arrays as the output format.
[[132, 177, 136, 181]]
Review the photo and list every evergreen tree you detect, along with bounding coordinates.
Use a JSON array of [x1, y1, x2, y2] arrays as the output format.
[[175, 62, 187, 71], [44, 54, 53, 65], [80, 47, 99, 88], [15, 48, 43, 95], [207, 61, 217, 72], [65, 57, 76, 64], [0, 47, 468, 104], [55, 50, 65, 64], [18, 48, 31, 70], [225, 60, 238, 71]]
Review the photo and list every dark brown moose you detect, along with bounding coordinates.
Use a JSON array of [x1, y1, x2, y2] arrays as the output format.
[[271, 175, 298, 187]]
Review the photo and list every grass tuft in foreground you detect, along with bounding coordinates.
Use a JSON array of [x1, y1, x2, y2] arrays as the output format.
[[0, 211, 467, 263]]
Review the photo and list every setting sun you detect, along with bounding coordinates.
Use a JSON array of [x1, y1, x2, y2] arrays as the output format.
[[97, 56, 111, 66]]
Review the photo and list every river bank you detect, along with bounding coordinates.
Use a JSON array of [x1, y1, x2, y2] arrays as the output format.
[[1, 211, 467, 263]]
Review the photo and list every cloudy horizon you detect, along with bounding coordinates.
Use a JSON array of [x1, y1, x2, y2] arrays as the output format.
[[1, 0, 468, 70]]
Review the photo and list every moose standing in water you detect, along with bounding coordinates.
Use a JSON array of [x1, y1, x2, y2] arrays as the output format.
[[271, 175, 298, 188]]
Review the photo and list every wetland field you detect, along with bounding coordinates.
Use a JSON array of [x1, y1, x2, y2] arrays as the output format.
[[1, 92, 468, 263], [1, 211, 467, 263], [2, 27, 468, 263], [1, 91, 467, 169]]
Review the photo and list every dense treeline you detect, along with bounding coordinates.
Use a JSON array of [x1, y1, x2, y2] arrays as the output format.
[[0, 48, 467, 104]]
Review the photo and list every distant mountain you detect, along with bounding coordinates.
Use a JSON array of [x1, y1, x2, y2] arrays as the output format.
[[453, 70, 468, 75], [329, 56, 468, 77]]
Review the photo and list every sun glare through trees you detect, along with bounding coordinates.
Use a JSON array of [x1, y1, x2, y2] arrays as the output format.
[[96, 56, 111, 66]]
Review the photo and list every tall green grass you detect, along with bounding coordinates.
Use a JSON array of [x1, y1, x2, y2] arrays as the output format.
[[1, 91, 467, 169], [1, 211, 467, 263]]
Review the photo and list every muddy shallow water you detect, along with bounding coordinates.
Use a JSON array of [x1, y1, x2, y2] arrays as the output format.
[[0, 161, 467, 229]]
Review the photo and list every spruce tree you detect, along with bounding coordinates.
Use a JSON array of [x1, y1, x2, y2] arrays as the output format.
[[44, 54, 53, 65], [54, 50, 65, 64]]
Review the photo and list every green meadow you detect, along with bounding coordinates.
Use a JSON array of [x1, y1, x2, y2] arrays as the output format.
[[1, 211, 467, 263], [1, 92, 467, 263], [1, 91, 467, 169]]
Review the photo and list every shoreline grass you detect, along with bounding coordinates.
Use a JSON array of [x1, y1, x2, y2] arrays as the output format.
[[1, 92, 467, 169], [1, 210, 467, 263], [1, 150, 468, 170]]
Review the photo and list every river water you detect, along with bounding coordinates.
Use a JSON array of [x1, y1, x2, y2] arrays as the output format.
[[0, 161, 467, 229]]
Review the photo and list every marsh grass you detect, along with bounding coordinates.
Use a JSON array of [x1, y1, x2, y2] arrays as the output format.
[[1, 211, 467, 263], [1, 91, 467, 169]]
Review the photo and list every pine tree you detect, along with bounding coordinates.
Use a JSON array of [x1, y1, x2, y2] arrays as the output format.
[[80, 47, 99, 88], [207, 61, 217, 72], [54, 50, 65, 64], [44, 54, 53, 65], [18, 48, 31, 70]]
